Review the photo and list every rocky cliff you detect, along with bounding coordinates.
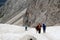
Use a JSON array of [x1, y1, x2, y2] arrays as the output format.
[[0, 0, 60, 26], [0, 0, 27, 23], [23, 0, 60, 26]]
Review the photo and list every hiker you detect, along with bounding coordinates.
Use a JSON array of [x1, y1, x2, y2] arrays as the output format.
[[25, 26, 27, 31], [42, 24, 46, 33], [36, 23, 42, 34]]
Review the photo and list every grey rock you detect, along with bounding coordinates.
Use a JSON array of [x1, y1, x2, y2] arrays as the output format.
[[23, 0, 60, 26], [0, 0, 28, 23]]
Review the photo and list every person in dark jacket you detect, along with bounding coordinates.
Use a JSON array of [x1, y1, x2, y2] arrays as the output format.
[[25, 26, 27, 31], [42, 24, 46, 33], [36, 23, 42, 34]]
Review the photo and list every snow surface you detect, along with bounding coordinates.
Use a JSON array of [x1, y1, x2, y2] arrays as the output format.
[[0, 24, 60, 40]]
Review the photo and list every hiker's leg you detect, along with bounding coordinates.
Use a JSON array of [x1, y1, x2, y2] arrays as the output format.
[[39, 29, 41, 33], [43, 29, 45, 33]]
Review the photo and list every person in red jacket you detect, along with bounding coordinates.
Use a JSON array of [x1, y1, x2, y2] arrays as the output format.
[[36, 23, 42, 34]]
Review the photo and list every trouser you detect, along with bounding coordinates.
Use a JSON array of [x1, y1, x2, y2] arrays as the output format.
[[43, 29, 46, 33], [39, 29, 41, 33]]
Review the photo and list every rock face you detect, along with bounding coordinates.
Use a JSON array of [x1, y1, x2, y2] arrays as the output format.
[[0, 0, 28, 23], [0, 0, 60, 26], [23, 0, 60, 26]]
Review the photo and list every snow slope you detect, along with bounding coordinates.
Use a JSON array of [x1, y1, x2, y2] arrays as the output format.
[[0, 24, 60, 40]]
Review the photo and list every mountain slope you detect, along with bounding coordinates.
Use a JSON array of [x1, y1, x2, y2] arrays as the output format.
[[24, 0, 60, 26], [0, 0, 28, 23]]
